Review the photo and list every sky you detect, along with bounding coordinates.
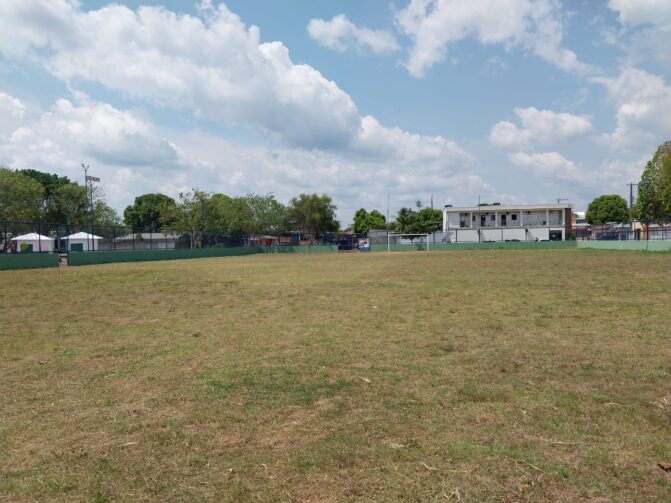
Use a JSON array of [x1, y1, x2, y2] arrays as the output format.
[[1, 0, 670, 226]]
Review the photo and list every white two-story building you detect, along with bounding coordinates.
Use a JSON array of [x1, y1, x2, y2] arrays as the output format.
[[443, 203, 572, 242]]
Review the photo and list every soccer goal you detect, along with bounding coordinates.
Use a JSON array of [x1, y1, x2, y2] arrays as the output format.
[[386, 233, 431, 252]]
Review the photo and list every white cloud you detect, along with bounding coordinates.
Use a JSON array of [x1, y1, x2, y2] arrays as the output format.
[[0, 91, 485, 225], [608, 0, 671, 66], [489, 107, 592, 147], [608, 0, 671, 26], [0, 91, 25, 118], [594, 67, 671, 151], [395, 0, 591, 78], [0, 90, 27, 139], [0, 1, 361, 149], [0, 94, 193, 209], [307, 14, 399, 54], [508, 151, 581, 182]]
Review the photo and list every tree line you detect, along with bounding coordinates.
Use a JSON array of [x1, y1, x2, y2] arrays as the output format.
[[586, 141, 671, 224], [0, 168, 119, 225]]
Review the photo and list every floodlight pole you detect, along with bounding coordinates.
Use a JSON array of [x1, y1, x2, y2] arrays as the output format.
[[83, 164, 100, 252]]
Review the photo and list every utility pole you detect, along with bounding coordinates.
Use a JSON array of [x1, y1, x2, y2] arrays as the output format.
[[431, 194, 435, 244], [627, 182, 638, 234]]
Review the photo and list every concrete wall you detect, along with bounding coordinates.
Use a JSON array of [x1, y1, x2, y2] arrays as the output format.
[[527, 227, 549, 241], [577, 241, 671, 252], [455, 229, 479, 242], [0, 253, 60, 270]]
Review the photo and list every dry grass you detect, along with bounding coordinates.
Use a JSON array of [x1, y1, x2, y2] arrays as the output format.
[[1, 249, 670, 502]]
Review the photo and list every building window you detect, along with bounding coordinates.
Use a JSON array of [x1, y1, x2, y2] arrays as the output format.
[[491, 214, 495, 221], [512, 214, 517, 221], [459, 213, 468, 228]]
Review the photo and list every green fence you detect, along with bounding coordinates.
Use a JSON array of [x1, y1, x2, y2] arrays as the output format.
[[370, 241, 577, 252], [260, 245, 338, 254], [0, 253, 60, 271], [67, 247, 263, 266], [67, 245, 339, 266], [577, 241, 671, 252]]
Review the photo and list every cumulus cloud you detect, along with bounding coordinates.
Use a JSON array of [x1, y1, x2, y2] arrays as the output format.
[[594, 67, 671, 151], [607, 0, 671, 66], [395, 0, 592, 78], [0, 0, 361, 149], [308, 14, 399, 54], [489, 107, 592, 147], [0, 90, 485, 224], [508, 151, 581, 183], [0, 91, 25, 118], [0, 94, 195, 208]]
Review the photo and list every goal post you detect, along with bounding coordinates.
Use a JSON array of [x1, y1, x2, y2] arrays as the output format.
[[386, 233, 431, 252]]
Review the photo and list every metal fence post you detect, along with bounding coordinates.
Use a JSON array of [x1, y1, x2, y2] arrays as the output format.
[[3, 221, 7, 254]]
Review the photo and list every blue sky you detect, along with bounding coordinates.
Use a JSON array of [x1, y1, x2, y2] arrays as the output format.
[[1, 0, 670, 225]]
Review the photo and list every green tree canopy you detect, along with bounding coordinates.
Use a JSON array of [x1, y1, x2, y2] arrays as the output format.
[[353, 208, 386, 234], [241, 194, 287, 235], [412, 207, 442, 234], [286, 193, 339, 240], [585, 194, 629, 225], [159, 190, 210, 248], [46, 183, 88, 224], [0, 168, 45, 221], [124, 193, 177, 229], [633, 141, 671, 220], [393, 207, 416, 234]]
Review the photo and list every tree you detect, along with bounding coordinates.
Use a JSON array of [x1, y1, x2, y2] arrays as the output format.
[[585, 194, 629, 225], [240, 194, 286, 235], [286, 193, 339, 240], [393, 207, 416, 234], [412, 207, 442, 234], [160, 190, 209, 248], [46, 183, 88, 224], [353, 208, 386, 234], [0, 168, 44, 221], [124, 193, 177, 229], [633, 141, 671, 220]]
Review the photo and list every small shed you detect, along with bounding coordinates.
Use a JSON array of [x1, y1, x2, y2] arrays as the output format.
[[63, 232, 102, 252], [11, 233, 54, 253]]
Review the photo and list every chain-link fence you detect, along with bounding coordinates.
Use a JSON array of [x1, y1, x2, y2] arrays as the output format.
[[0, 221, 362, 254], [580, 220, 671, 241]]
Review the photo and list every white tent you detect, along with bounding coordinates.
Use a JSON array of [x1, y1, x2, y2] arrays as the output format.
[[11, 233, 54, 253], [63, 232, 102, 252]]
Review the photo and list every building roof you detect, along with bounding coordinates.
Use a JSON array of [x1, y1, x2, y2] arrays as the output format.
[[444, 203, 572, 212], [11, 233, 54, 241], [64, 232, 102, 240]]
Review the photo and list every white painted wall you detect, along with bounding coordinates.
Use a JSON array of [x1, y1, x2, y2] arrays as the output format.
[[15, 238, 53, 252], [502, 228, 527, 241], [455, 229, 479, 242], [67, 238, 99, 252], [528, 227, 550, 241]]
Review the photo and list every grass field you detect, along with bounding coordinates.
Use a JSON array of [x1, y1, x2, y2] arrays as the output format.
[[1, 249, 670, 502]]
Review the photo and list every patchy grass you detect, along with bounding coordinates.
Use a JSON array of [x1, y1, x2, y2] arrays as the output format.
[[1, 249, 670, 502]]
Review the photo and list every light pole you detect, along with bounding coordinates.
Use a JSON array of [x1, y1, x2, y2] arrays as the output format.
[[82, 163, 100, 252]]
